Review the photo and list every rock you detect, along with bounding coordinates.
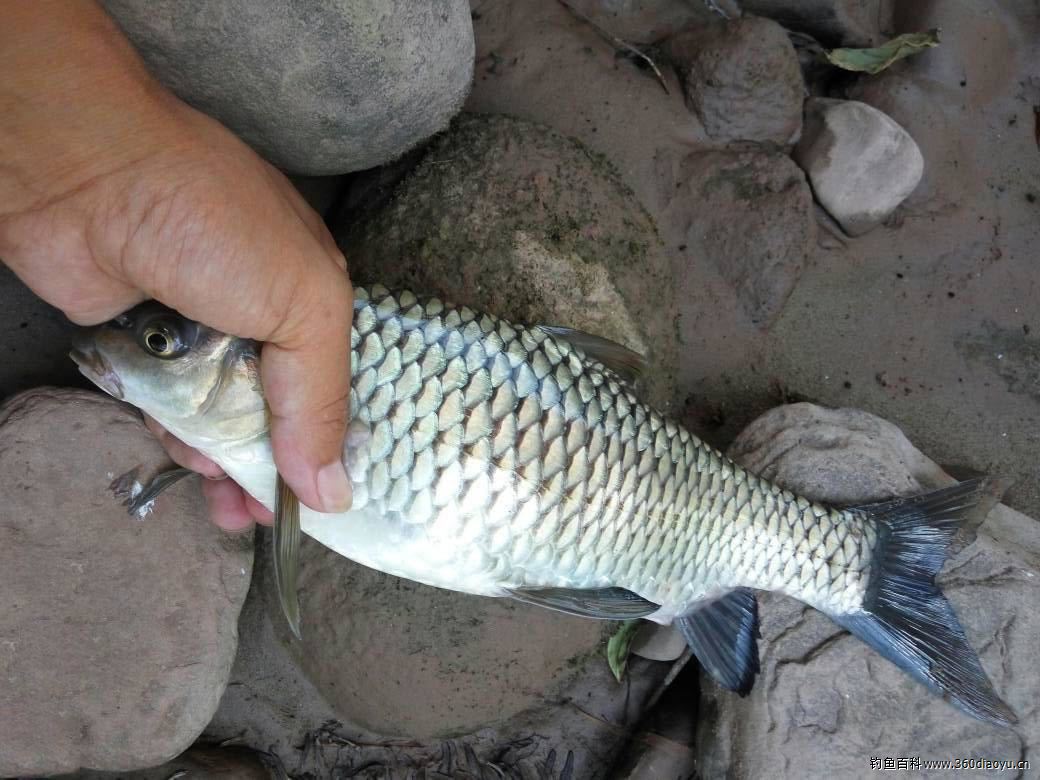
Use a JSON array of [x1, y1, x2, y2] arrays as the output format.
[[666, 150, 814, 327], [0, 389, 253, 777], [848, 1, 1019, 212], [727, 402, 949, 504], [739, 0, 891, 47], [631, 623, 687, 662], [336, 112, 680, 407], [664, 16, 804, 145], [99, 0, 474, 175], [693, 402, 1039, 779], [271, 533, 613, 738], [794, 98, 924, 236]]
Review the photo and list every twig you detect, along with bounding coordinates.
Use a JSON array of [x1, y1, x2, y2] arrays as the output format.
[[556, 0, 669, 94]]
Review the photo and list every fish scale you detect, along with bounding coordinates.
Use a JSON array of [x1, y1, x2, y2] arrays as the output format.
[[74, 286, 1015, 724], [339, 285, 876, 618]]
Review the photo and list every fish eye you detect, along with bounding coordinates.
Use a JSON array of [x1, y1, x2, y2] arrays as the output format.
[[140, 321, 188, 359]]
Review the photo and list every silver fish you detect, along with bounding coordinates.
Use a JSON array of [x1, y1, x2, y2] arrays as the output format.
[[70, 285, 1014, 725]]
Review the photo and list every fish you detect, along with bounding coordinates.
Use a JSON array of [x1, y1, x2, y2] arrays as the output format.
[[69, 284, 1015, 725]]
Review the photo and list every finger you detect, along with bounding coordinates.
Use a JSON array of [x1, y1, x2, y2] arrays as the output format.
[[143, 413, 226, 479], [264, 161, 345, 262], [262, 265, 354, 514], [244, 491, 274, 525], [201, 478, 255, 533]]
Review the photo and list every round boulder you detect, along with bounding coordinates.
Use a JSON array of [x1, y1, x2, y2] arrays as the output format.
[[100, 0, 475, 174], [0, 389, 253, 776], [337, 112, 679, 407], [271, 535, 614, 738]]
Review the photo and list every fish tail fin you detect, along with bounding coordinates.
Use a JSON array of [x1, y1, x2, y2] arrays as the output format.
[[833, 477, 1016, 726]]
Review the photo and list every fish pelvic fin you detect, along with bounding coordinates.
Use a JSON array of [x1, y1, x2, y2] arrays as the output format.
[[676, 588, 760, 695], [835, 477, 1016, 726]]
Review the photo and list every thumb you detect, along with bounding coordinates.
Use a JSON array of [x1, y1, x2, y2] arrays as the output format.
[[261, 265, 353, 514]]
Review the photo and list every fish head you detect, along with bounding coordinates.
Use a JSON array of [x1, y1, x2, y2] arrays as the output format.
[[70, 302, 268, 445]]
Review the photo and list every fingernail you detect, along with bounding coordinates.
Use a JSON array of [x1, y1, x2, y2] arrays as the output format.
[[316, 461, 352, 513], [205, 472, 229, 481]]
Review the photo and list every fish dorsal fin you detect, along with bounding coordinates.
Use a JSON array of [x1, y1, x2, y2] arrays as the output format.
[[539, 326, 646, 385], [676, 588, 760, 695], [507, 586, 660, 619]]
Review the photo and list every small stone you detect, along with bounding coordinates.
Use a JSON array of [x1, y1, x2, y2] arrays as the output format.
[[673, 151, 814, 327], [794, 98, 924, 237], [0, 389, 252, 777], [99, 0, 475, 175], [665, 16, 804, 145], [740, 0, 891, 46], [631, 622, 687, 662]]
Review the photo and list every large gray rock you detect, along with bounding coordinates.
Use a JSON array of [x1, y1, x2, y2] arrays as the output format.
[[740, 0, 891, 46], [0, 389, 253, 776], [664, 16, 804, 145], [794, 98, 924, 236], [337, 112, 680, 407], [666, 150, 814, 327], [100, 0, 475, 175], [694, 402, 1038, 779], [273, 533, 614, 738]]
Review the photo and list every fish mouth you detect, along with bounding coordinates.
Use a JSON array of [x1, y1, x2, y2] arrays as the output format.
[[69, 345, 124, 400]]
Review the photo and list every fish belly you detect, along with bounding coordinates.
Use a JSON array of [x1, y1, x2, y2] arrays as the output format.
[[212, 287, 877, 620]]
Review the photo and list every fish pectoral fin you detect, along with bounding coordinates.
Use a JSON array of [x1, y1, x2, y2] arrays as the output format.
[[109, 466, 195, 516], [538, 326, 646, 385], [675, 588, 760, 695], [273, 473, 303, 640], [506, 586, 660, 619]]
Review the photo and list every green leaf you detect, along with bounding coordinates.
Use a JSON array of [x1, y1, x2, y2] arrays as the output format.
[[606, 620, 642, 683], [825, 29, 941, 75]]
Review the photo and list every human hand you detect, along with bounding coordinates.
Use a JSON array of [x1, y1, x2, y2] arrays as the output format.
[[0, 1, 353, 531]]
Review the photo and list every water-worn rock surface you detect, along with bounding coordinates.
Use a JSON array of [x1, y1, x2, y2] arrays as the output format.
[[336, 112, 680, 407], [100, 0, 475, 174], [0, 389, 253, 777], [276, 534, 613, 739], [668, 150, 814, 327], [694, 403, 1038, 778], [794, 98, 924, 236], [664, 15, 804, 145]]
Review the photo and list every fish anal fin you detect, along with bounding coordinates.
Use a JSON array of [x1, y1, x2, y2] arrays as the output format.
[[539, 326, 646, 385], [675, 588, 760, 695], [507, 586, 659, 619]]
